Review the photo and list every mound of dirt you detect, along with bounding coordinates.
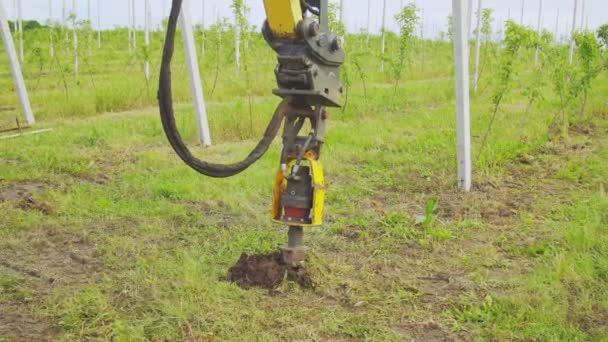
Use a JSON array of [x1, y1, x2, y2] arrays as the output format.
[[226, 252, 314, 290]]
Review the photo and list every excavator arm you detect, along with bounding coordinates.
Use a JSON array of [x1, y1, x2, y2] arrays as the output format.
[[159, 0, 344, 266], [263, 0, 303, 38]]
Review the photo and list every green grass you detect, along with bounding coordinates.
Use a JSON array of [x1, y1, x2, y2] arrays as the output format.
[[1, 25, 608, 340], [451, 142, 608, 340]]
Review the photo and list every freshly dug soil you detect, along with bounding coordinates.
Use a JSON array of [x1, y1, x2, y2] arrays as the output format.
[[227, 251, 314, 290], [0, 181, 52, 214]]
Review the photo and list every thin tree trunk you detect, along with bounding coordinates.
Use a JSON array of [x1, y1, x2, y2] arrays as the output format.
[[579, 92, 587, 117]]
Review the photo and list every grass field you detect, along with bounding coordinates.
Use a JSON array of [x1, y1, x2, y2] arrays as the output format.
[[1, 20, 608, 341]]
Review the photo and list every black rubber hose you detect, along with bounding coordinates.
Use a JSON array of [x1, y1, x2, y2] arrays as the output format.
[[158, 0, 287, 178]]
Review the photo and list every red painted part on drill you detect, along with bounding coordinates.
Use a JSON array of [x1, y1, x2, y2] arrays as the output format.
[[284, 207, 310, 219]]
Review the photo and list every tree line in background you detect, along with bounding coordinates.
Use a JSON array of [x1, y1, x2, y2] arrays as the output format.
[[6, 20, 46, 32]]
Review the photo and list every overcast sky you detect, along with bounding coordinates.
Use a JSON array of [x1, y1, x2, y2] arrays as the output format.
[[2, 0, 606, 40]]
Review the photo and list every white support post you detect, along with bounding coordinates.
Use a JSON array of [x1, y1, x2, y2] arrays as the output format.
[[72, 0, 78, 76], [62, 0, 68, 41], [87, 0, 92, 56], [17, 0, 22, 63], [234, 6, 240, 77], [49, 0, 55, 58], [467, 0, 473, 37], [366, 0, 371, 41], [0, 1, 35, 125], [520, 0, 525, 25], [420, 8, 424, 39], [380, 0, 387, 72], [569, 0, 578, 64], [144, 0, 150, 80], [216, 8, 222, 65], [131, 0, 136, 51], [579, 0, 585, 31], [179, 0, 212, 147], [555, 8, 559, 42], [452, 0, 472, 192], [97, 0, 101, 48], [201, 0, 206, 56], [127, 0, 132, 52], [340, 0, 345, 25], [472, 0, 482, 92], [534, 0, 542, 66]]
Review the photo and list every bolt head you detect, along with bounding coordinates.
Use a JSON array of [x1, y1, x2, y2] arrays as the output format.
[[316, 34, 328, 47], [332, 37, 343, 51], [309, 22, 320, 36]]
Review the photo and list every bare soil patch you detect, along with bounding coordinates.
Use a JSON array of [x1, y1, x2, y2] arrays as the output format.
[[0, 181, 52, 214], [226, 252, 314, 290], [0, 303, 57, 342], [392, 321, 463, 342], [0, 226, 103, 341]]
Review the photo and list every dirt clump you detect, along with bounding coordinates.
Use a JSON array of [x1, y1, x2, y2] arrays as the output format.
[[227, 252, 314, 290], [0, 181, 52, 214]]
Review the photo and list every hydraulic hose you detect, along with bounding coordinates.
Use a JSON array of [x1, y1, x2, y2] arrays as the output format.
[[158, 0, 287, 178]]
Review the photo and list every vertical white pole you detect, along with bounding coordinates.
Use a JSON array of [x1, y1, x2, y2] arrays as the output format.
[[17, 0, 22, 63], [473, 0, 482, 92], [569, 0, 578, 64], [127, 0, 132, 52], [62, 0, 68, 41], [72, 0, 78, 76], [366, 0, 371, 41], [201, 0, 206, 56], [555, 8, 559, 42], [179, 0, 212, 146], [534, 0, 542, 66], [520, 0, 525, 25], [87, 0, 92, 56], [49, 0, 55, 58], [452, 0, 472, 192], [144, 0, 150, 80], [234, 5, 240, 77], [579, 0, 585, 31], [216, 7, 222, 67], [467, 0, 473, 38], [97, 0, 101, 48], [0, 1, 35, 124], [380, 0, 386, 72], [420, 8, 424, 39], [340, 0, 345, 25], [131, 0, 136, 51]]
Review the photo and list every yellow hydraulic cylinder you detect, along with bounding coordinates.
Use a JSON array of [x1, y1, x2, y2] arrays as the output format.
[[263, 0, 303, 39]]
